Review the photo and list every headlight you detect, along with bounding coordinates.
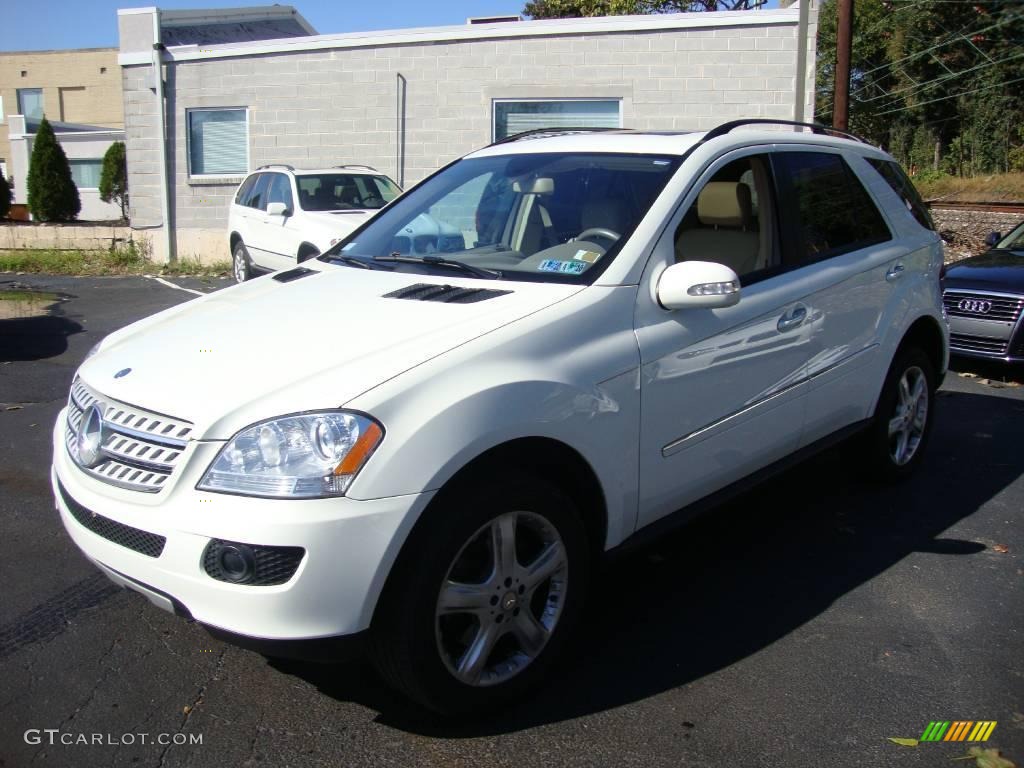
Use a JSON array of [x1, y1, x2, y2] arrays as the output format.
[[198, 412, 383, 498]]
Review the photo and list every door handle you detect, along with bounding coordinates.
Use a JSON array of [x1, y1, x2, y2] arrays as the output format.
[[777, 305, 807, 332], [886, 264, 905, 282]]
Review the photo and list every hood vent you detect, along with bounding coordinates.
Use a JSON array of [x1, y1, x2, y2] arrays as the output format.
[[383, 283, 512, 304], [272, 267, 317, 283]]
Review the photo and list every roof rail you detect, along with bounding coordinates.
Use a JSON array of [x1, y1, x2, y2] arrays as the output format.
[[335, 164, 379, 172], [489, 126, 626, 146], [256, 163, 295, 171], [701, 119, 870, 145]]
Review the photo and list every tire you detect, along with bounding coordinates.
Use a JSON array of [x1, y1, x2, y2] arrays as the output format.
[[232, 241, 252, 283], [371, 472, 590, 716], [864, 346, 936, 481]]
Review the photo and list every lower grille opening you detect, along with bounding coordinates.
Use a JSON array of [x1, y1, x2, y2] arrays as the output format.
[[58, 482, 166, 558], [202, 540, 305, 586]]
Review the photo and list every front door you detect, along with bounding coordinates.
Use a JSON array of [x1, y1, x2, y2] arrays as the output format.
[[635, 149, 815, 528]]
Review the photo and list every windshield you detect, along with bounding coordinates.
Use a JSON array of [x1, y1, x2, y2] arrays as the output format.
[[326, 152, 681, 282], [296, 173, 400, 211], [996, 221, 1024, 252]]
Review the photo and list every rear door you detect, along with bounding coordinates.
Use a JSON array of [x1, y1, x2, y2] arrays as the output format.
[[769, 149, 902, 445]]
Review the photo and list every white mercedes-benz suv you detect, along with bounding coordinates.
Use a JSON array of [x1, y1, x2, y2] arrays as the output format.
[[54, 120, 948, 715], [227, 164, 401, 282]]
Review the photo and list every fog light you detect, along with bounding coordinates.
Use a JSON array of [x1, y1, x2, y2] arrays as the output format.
[[217, 543, 256, 583]]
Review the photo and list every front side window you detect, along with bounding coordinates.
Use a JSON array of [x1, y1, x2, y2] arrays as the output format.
[[867, 158, 934, 231], [493, 100, 621, 141], [674, 154, 778, 282], [332, 152, 680, 283], [17, 88, 43, 120], [187, 108, 248, 176], [69, 158, 103, 189], [772, 152, 891, 265], [266, 173, 293, 210]]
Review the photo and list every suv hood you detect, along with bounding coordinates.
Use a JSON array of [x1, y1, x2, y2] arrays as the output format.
[[78, 267, 581, 439]]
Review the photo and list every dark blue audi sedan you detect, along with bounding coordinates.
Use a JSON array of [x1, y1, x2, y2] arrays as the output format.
[[942, 220, 1024, 364]]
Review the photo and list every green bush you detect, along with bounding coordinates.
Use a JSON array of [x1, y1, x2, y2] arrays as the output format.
[[0, 174, 11, 219], [99, 141, 128, 219], [27, 116, 81, 222]]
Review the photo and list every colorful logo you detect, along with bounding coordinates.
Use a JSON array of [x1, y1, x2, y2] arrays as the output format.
[[920, 721, 997, 742]]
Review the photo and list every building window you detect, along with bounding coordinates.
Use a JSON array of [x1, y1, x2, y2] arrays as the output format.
[[493, 99, 621, 141], [69, 159, 104, 189], [187, 108, 248, 177], [17, 88, 44, 120]]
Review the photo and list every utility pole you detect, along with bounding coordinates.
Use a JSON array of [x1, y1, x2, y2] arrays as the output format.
[[834, 0, 853, 131]]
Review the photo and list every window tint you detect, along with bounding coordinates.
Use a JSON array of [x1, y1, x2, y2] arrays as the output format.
[[674, 154, 777, 280], [266, 173, 293, 209], [867, 158, 935, 231], [773, 152, 890, 264], [234, 175, 257, 205], [296, 174, 399, 211]]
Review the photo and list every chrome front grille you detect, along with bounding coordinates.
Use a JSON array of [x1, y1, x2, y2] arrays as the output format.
[[949, 333, 1009, 356], [65, 378, 193, 493], [942, 291, 1024, 323]]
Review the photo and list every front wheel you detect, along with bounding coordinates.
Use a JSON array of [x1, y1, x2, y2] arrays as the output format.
[[864, 346, 936, 480], [232, 241, 252, 283], [371, 474, 589, 716]]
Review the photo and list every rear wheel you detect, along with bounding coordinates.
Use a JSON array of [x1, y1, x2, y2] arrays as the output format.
[[232, 241, 252, 283], [372, 473, 589, 716], [865, 346, 935, 480]]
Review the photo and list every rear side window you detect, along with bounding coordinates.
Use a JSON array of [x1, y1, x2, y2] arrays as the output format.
[[773, 152, 891, 265], [234, 174, 257, 205], [867, 158, 935, 231]]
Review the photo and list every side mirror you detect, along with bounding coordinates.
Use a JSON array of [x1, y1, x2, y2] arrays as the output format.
[[266, 201, 291, 217], [985, 231, 1002, 247], [657, 261, 741, 310]]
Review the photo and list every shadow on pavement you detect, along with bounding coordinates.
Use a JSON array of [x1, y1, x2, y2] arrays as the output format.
[[0, 287, 82, 363], [272, 388, 1022, 735]]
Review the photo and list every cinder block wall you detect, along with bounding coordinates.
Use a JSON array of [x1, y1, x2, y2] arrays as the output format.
[[122, 13, 817, 263]]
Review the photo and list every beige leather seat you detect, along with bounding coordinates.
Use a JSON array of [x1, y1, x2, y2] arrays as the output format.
[[675, 181, 760, 276]]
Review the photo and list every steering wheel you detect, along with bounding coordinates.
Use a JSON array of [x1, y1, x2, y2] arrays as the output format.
[[575, 228, 622, 245]]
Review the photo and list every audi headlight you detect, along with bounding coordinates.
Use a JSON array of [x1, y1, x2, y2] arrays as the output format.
[[198, 412, 383, 498]]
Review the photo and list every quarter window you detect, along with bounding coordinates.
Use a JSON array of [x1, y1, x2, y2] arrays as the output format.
[[493, 99, 621, 142], [187, 108, 248, 177], [773, 152, 890, 264], [867, 158, 935, 231]]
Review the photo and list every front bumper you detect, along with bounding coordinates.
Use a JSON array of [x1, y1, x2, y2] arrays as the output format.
[[52, 408, 432, 645]]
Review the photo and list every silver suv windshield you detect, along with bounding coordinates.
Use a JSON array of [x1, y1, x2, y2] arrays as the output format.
[[296, 173, 400, 211], [327, 152, 681, 282]]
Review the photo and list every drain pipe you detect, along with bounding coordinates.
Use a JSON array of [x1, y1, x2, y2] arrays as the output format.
[[793, 0, 811, 124], [152, 11, 175, 263]]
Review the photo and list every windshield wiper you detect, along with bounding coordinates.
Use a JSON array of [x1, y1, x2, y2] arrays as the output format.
[[320, 254, 388, 270], [373, 253, 502, 279]]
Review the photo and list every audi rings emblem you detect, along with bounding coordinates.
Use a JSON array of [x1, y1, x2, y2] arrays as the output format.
[[957, 298, 992, 314]]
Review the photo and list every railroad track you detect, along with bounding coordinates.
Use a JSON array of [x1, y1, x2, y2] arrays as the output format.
[[926, 200, 1024, 214]]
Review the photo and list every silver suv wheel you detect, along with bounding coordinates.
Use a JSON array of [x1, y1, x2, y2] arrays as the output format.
[[888, 365, 929, 466], [435, 510, 568, 687]]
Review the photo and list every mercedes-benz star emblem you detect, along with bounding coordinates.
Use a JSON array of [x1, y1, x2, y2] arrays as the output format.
[[957, 298, 992, 314], [114, 368, 132, 379], [77, 404, 106, 468]]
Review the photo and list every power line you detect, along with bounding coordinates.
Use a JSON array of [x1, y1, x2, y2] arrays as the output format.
[[873, 72, 1024, 116]]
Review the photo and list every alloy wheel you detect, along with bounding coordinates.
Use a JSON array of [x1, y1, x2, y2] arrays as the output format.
[[435, 511, 568, 687], [888, 365, 928, 466]]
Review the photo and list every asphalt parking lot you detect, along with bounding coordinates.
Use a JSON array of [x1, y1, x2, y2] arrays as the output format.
[[1, 273, 1021, 768]]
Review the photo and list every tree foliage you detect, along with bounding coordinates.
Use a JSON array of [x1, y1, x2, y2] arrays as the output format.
[[0, 173, 11, 220], [99, 141, 128, 220], [816, 0, 1024, 177], [27, 116, 81, 222], [524, 0, 763, 19]]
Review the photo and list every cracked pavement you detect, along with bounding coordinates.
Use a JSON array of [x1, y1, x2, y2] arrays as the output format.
[[0, 273, 1021, 767]]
